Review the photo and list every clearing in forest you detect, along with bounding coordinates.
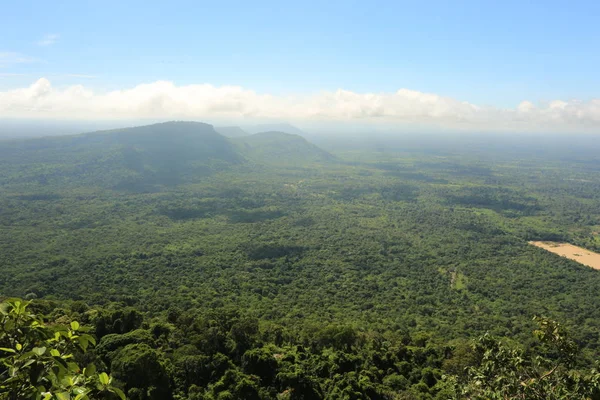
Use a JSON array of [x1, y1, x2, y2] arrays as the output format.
[[529, 241, 600, 270]]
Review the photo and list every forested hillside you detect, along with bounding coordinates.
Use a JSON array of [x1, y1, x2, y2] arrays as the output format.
[[0, 121, 242, 189], [2, 123, 600, 399], [233, 131, 335, 165]]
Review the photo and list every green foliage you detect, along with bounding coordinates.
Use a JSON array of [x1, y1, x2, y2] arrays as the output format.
[[96, 330, 155, 364], [0, 298, 124, 400], [3, 126, 600, 398], [109, 343, 171, 400], [455, 317, 600, 399], [94, 309, 144, 338]]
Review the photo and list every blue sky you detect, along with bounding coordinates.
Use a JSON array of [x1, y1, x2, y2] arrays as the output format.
[[1, 0, 599, 131]]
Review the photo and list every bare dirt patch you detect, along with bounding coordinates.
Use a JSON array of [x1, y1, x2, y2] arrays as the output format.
[[529, 241, 600, 270]]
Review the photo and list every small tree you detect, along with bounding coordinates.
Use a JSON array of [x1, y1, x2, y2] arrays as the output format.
[[456, 317, 600, 399], [0, 298, 126, 400]]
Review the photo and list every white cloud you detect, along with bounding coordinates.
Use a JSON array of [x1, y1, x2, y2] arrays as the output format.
[[37, 34, 59, 46], [1, 78, 600, 133], [0, 52, 37, 68]]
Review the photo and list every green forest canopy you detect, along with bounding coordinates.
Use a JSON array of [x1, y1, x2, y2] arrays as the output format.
[[2, 122, 600, 399]]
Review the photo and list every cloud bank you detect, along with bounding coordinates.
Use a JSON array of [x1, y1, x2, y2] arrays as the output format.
[[1, 78, 600, 133]]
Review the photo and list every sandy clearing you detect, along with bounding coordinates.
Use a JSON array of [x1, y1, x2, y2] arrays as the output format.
[[529, 241, 600, 270]]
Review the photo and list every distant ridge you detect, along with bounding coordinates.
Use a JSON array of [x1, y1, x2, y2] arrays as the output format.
[[0, 121, 335, 188], [215, 126, 249, 138], [0, 121, 242, 189], [244, 123, 306, 137], [233, 131, 335, 165]]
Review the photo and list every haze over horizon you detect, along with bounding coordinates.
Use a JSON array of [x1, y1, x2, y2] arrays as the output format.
[[2, 0, 600, 134]]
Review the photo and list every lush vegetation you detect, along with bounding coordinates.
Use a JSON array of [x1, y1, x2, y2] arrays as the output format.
[[0, 298, 124, 400], [2, 122, 600, 398]]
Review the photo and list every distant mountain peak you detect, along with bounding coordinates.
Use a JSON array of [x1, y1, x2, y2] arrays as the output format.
[[244, 123, 306, 137]]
